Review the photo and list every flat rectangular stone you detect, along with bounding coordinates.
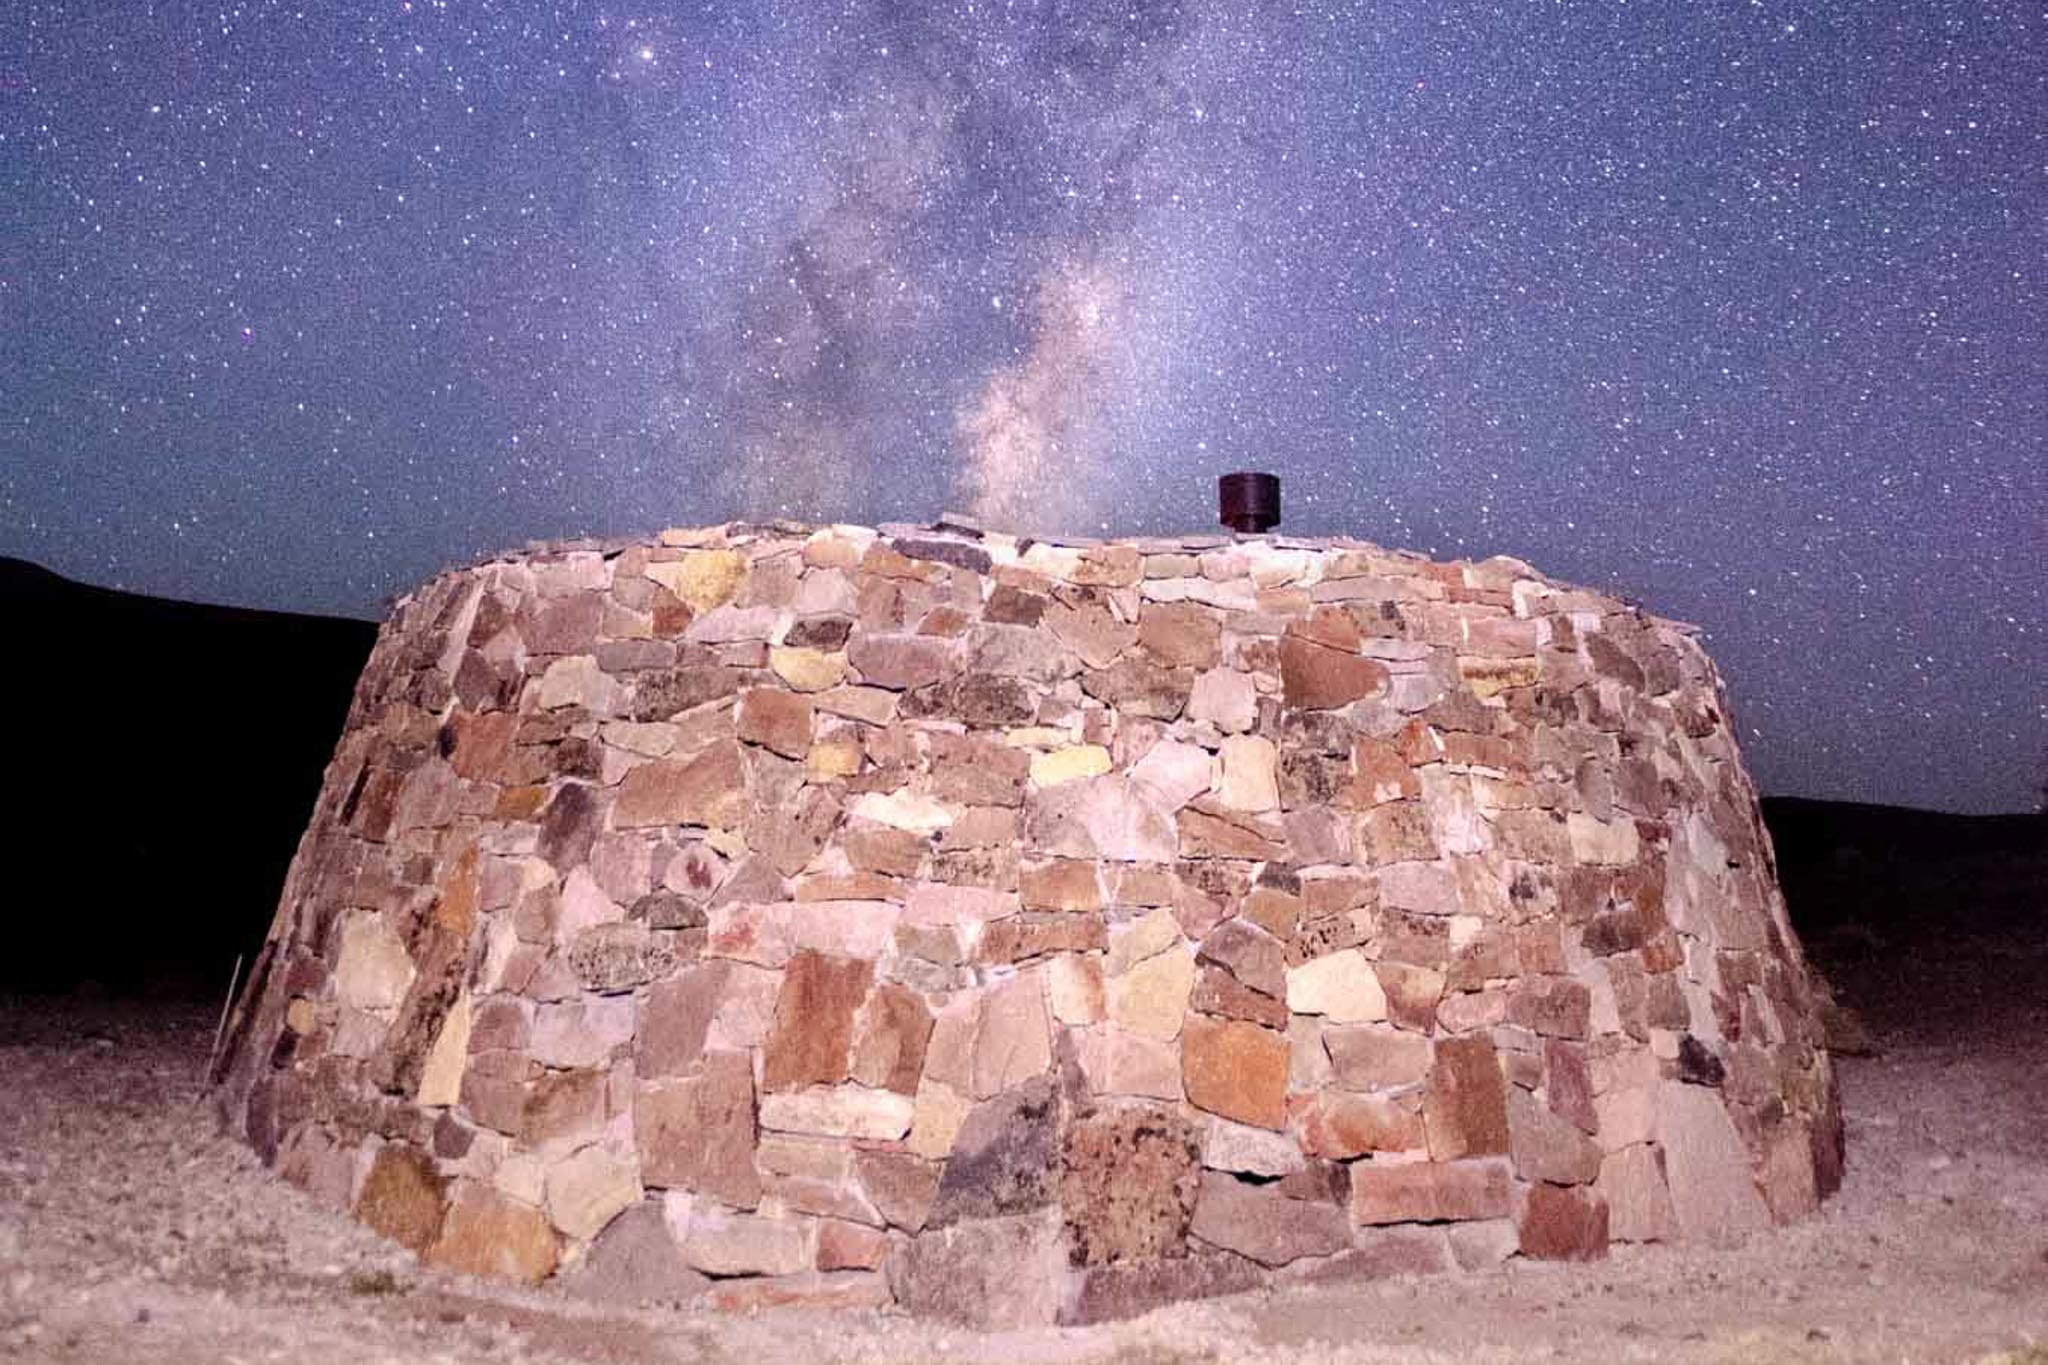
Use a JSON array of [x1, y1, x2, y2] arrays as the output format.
[[1323, 1025, 1433, 1090], [1350, 1157, 1514, 1226], [706, 1270, 891, 1313], [1059, 1249, 1264, 1326], [1073, 1025, 1184, 1102], [678, 1203, 815, 1276], [758, 1085, 915, 1141], [1190, 1169, 1350, 1267], [1202, 1115, 1307, 1177], [1276, 1226, 1455, 1285], [813, 685, 898, 724]]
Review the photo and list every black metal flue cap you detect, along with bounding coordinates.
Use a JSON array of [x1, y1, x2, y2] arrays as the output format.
[[1217, 471, 1281, 534]]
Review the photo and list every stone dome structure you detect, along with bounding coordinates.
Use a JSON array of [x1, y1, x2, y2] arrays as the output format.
[[214, 519, 1842, 1326]]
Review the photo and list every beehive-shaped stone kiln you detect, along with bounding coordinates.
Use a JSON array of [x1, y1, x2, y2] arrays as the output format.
[[215, 519, 1842, 1326]]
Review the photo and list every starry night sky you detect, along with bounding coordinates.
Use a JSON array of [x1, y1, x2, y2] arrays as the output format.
[[6, 1, 2043, 813]]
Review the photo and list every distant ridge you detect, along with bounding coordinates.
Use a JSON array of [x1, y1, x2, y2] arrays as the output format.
[[1760, 794, 2043, 958], [2, 555, 378, 993], [0, 555, 68, 590], [1761, 795, 2043, 871], [0, 554, 378, 626]]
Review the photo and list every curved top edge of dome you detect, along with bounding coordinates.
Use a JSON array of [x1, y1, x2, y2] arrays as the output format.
[[407, 520, 1698, 636]]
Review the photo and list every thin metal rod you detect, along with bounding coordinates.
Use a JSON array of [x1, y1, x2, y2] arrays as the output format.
[[202, 952, 245, 1095]]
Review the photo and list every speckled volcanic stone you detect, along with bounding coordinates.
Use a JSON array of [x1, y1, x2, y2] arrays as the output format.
[[214, 520, 1843, 1326]]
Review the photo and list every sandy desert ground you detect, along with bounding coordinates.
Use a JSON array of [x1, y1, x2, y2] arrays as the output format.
[[3, 884, 2044, 1365]]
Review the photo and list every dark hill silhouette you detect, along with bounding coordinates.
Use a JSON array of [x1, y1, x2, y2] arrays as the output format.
[[1760, 795, 2044, 1039], [1, 556, 377, 994], [1762, 796, 2042, 872], [1761, 795, 2043, 936]]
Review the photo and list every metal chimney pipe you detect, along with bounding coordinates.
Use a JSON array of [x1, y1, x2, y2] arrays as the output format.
[[1218, 471, 1281, 534]]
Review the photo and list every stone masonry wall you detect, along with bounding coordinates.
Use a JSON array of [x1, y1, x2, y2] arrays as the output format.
[[215, 519, 1842, 1326]]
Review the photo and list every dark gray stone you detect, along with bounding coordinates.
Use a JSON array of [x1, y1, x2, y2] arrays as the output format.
[[890, 1210, 1064, 1328], [537, 782, 603, 872], [1059, 1248, 1264, 1326], [927, 1077, 1061, 1227], [559, 1201, 709, 1306], [891, 537, 994, 574]]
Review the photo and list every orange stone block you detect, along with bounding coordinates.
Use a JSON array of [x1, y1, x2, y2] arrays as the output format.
[[354, 1143, 447, 1253], [762, 951, 874, 1091], [613, 740, 745, 829], [426, 1181, 559, 1284], [736, 687, 815, 759], [1019, 858, 1105, 911], [1279, 635, 1388, 710], [1181, 1014, 1288, 1130]]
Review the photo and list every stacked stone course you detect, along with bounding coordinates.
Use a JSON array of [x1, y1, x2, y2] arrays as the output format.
[[216, 519, 1842, 1326]]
